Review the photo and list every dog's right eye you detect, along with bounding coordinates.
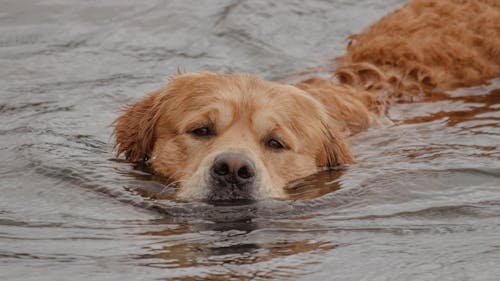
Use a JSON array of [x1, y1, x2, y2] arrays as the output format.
[[190, 127, 214, 137]]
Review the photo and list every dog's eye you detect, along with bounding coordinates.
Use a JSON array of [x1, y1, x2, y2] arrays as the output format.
[[267, 139, 285, 150], [190, 127, 213, 137]]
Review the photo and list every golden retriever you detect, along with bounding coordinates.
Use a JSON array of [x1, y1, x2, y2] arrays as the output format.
[[114, 0, 500, 201]]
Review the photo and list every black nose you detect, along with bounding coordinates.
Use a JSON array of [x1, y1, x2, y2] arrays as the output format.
[[210, 153, 256, 187]]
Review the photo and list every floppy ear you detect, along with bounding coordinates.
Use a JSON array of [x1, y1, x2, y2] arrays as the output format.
[[113, 89, 163, 162], [316, 118, 357, 167]]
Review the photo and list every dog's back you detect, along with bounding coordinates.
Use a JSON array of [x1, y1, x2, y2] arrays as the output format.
[[336, 0, 500, 99]]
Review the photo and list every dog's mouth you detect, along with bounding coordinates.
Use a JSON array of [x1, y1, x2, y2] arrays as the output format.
[[206, 182, 257, 204], [207, 198, 255, 206]]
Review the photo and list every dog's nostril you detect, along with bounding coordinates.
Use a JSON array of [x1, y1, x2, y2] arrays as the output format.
[[211, 152, 256, 185], [213, 162, 229, 176], [237, 166, 254, 179]]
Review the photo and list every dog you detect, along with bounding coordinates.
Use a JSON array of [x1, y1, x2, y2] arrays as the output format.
[[114, 0, 500, 201]]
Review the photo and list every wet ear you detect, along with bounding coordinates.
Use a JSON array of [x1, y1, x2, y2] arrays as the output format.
[[113, 89, 164, 162], [317, 118, 357, 167]]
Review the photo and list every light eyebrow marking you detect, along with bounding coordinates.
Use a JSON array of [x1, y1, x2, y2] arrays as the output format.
[[178, 102, 235, 134], [251, 110, 298, 151]]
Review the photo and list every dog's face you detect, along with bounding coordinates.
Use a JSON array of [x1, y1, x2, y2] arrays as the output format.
[[114, 72, 355, 201]]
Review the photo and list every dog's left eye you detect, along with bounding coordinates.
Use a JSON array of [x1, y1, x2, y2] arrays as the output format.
[[267, 139, 285, 150], [190, 127, 213, 137]]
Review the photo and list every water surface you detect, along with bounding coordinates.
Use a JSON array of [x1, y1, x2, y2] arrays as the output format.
[[1, 0, 499, 280]]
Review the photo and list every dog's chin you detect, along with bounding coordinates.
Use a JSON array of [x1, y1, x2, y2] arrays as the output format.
[[205, 181, 257, 205]]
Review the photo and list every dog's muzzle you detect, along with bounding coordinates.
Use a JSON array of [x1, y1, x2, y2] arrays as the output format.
[[208, 152, 256, 201]]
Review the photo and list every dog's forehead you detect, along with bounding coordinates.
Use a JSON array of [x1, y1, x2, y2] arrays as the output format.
[[162, 72, 328, 131], [216, 74, 323, 114], [169, 73, 296, 106]]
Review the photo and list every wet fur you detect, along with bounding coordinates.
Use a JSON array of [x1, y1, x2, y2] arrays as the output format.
[[114, 0, 500, 200]]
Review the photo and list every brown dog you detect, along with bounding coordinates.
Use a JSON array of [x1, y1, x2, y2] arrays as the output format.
[[114, 0, 500, 201]]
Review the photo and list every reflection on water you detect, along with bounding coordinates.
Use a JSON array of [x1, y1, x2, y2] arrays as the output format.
[[1, 0, 500, 280], [285, 168, 344, 200], [136, 220, 335, 280], [400, 88, 500, 127]]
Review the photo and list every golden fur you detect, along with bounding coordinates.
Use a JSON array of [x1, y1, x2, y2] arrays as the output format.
[[114, 0, 500, 201], [115, 73, 354, 200]]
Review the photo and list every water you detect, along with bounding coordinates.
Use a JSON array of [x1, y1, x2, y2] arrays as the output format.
[[1, 0, 499, 280]]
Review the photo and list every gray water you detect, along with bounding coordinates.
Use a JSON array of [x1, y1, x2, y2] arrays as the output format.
[[1, 0, 499, 280]]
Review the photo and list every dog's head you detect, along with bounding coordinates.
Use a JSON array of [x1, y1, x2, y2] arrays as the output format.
[[114, 72, 355, 201]]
